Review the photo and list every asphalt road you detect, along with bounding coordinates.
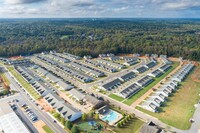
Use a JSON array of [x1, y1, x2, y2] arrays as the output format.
[[3, 66, 67, 133]]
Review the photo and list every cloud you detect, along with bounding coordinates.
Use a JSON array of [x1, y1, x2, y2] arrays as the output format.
[[162, 1, 200, 10], [0, 0, 200, 18], [5, 0, 46, 4], [113, 6, 130, 12]]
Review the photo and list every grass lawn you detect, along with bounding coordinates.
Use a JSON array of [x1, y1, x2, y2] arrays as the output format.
[[0, 72, 10, 85], [42, 125, 54, 133], [122, 62, 179, 105], [108, 93, 125, 102], [77, 121, 103, 133], [136, 64, 200, 130], [113, 118, 144, 133], [7, 67, 41, 100]]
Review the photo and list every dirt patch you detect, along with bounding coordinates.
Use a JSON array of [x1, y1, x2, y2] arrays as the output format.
[[33, 120, 46, 133], [36, 98, 53, 112], [191, 62, 200, 83]]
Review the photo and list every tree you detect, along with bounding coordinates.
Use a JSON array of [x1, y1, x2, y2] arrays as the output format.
[[71, 125, 79, 133], [60, 117, 65, 125], [81, 113, 87, 121], [117, 122, 121, 128], [131, 113, 135, 119], [53, 113, 61, 120], [124, 117, 128, 123], [65, 121, 72, 130], [94, 113, 99, 120], [127, 115, 131, 120], [88, 111, 94, 118]]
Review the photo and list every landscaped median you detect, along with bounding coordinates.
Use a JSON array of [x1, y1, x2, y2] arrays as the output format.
[[7, 66, 41, 100], [136, 64, 200, 130], [42, 125, 54, 133], [108, 62, 179, 105]]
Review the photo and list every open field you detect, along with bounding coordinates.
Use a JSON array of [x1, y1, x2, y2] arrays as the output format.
[[122, 62, 179, 105], [108, 93, 125, 102], [136, 64, 200, 130], [7, 67, 41, 100], [42, 125, 55, 133]]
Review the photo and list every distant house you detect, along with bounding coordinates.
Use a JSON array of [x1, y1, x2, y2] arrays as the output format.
[[144, 61, 157, 69], [55, 103, 82, 122], [99, 54, 107, 58], [100, 78, 121, 90], [31, 81, 52, 96], [83, 55, 92, 59], [140, 121, 162, 133], [56, 80, 74, 91], [108, 56, 120, 61], [84, 95, 104, 109], [44, 93, 65, 108], [45, 73, 61, 83], [44, 93, 82, 122], [147, 69, 163, 78], [140, 101, 158, 112], [133, 66, 147, 73], [136, 76, 154, 87], [118, 83, 141, 98], [123, 60, 138, 66], [68, 89, 85, 101], [118, 71, 136, 82], [158, 64, 172, 72], [36, 67, 49, 76]]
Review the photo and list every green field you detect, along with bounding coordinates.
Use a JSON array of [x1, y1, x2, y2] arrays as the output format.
[[122, 62, 179, 105], [42, 125, 54, 133], [0, 72, 10, 85], [77, 121, 103, 133], [136, 64, 200, 130], [109, 93, 125, 102], [113, 118, 144, 133], [7, 67, 41, 100]]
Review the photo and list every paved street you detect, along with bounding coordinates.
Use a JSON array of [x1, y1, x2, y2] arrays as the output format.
[[2, 66, 67, 133]]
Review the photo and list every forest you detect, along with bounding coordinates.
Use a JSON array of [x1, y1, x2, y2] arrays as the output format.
[[0, 18, 200, 60]]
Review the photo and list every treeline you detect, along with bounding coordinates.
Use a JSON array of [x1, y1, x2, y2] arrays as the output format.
[[0, 19, 200, 60]]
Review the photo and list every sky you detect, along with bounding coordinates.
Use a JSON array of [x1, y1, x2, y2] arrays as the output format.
[[0, 0, 200, 18]]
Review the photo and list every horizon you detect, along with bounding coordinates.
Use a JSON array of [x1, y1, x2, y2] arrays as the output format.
[[0, 0, 200, 18]]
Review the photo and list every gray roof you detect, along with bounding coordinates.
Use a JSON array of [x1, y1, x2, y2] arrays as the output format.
[[36, 67, 49, 76], [44, 93, 64, 108], [134, 66, 147, 73], [46, 73, 61, 83], [57, 80, 73, 90], [31, 80, 51, 96], [136, 76, 153, 87], [159, 64, 171, 72], [140, 122, 161, 133], [119, 83, 141, 98], [56, 103, 81, 120], [119, 71, 136, 81], [145, 61, 157, 69], [68, 89, 85, 100], [85, 95, 103, 106], [0, 102, 30, 133], [102, 78, 121, 90]]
